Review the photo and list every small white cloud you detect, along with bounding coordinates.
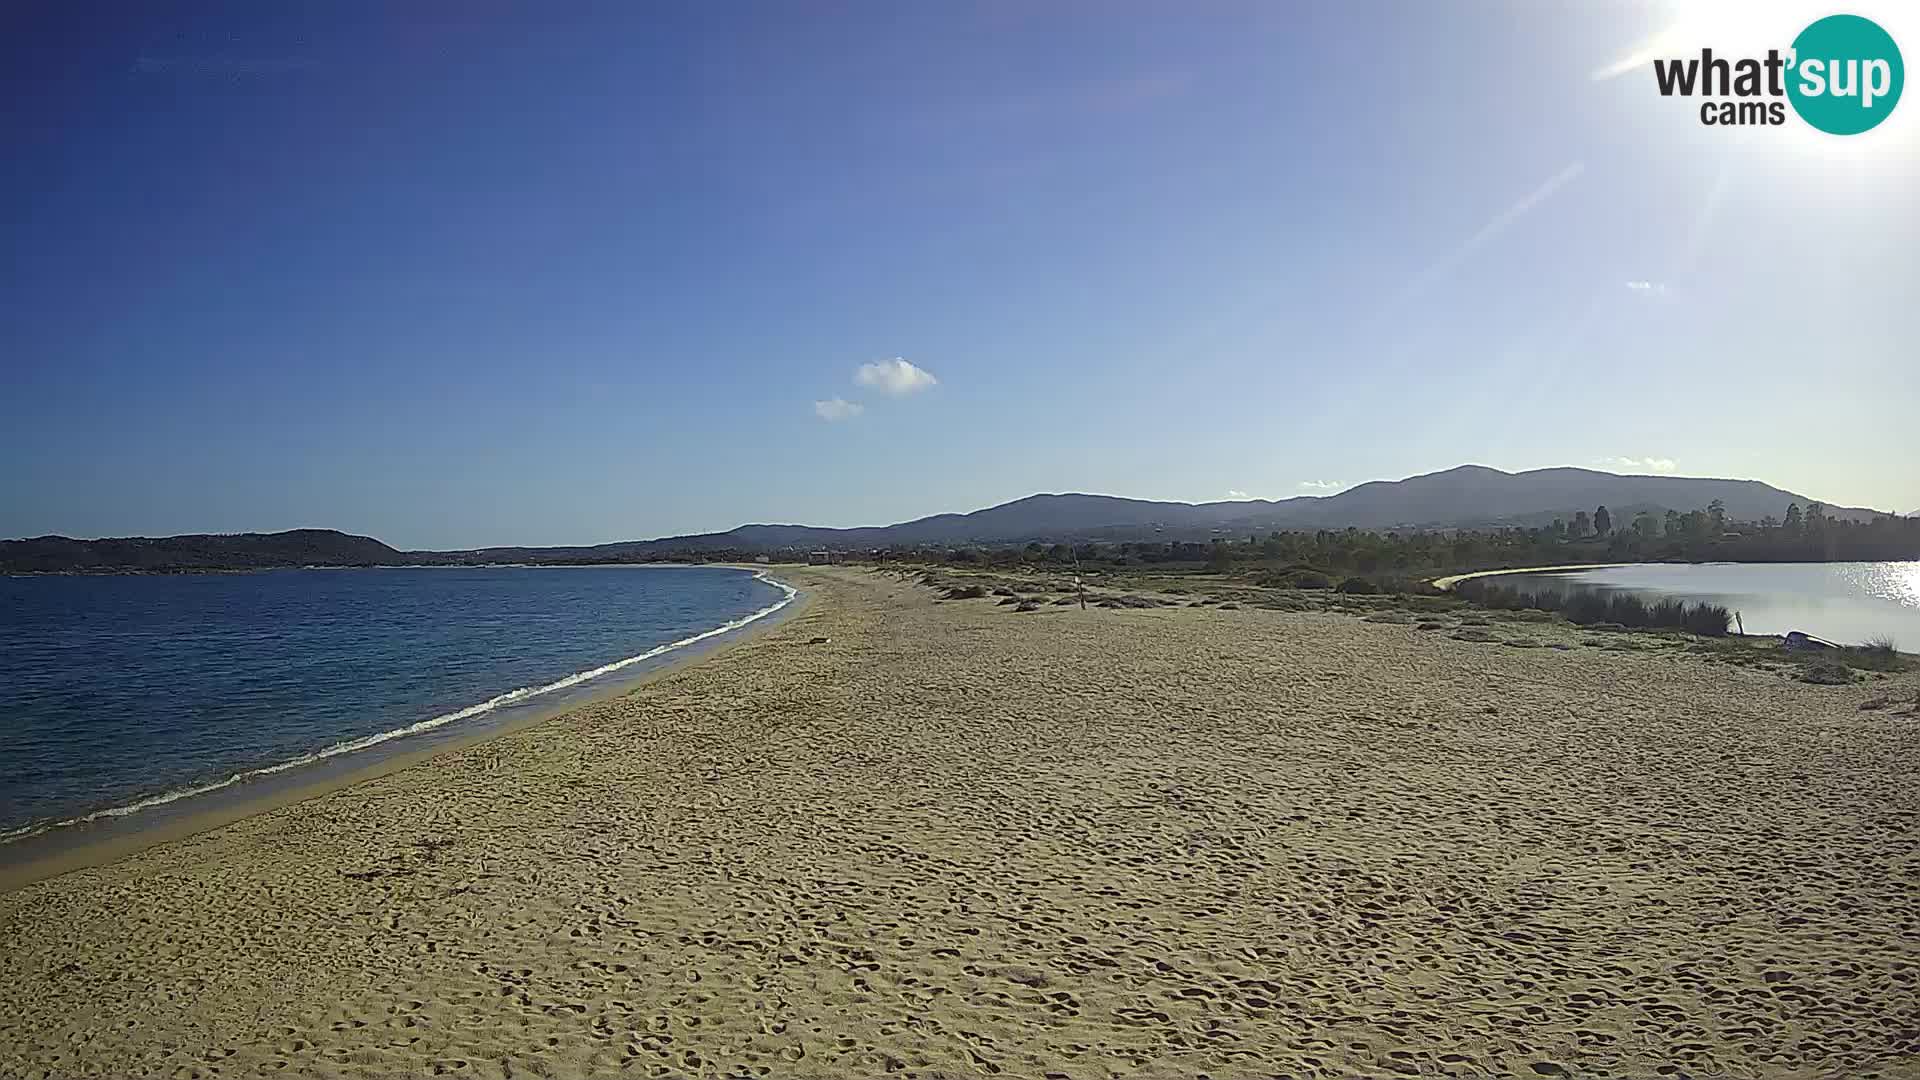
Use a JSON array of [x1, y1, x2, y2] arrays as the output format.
[[1298, 480, 1345, 493], [853, 357, 939, 396], [813, 397, 864, 422], [1624, 280, 1669, 294], [1594, 455, 1677, 474], [1225, 489, 1250, 499]]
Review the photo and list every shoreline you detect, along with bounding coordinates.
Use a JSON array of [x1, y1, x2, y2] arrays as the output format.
[[4, 566, 1914, 1078], [1431, 556, 1920, 592], [0, 568, 807, 892], [2, 559, 753, 577], [1431, 562, 1633, 590]]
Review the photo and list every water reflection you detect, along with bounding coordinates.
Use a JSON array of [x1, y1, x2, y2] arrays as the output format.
[[1489, 561, 1920, 646]]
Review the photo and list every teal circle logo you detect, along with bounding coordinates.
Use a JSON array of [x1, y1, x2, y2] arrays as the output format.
[[1787, 14, 1904, 135]]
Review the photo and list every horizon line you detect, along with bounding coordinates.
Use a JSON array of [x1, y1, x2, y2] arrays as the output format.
[[2, 464, 1892, 550]]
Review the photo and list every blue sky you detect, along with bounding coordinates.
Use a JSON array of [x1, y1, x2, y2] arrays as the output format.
[[4, 1, 1916, 548]]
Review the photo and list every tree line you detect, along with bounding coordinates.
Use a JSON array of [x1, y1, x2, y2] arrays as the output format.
[[884, 501, 1920, 579]]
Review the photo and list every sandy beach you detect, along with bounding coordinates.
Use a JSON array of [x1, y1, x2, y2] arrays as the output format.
[[3, 566, 1917, 1079]]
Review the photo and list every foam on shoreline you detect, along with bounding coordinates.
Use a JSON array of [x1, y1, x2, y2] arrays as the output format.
[[0, 569, 798, 846]]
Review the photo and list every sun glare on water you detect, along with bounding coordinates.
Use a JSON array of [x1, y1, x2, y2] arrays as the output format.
[[1890, 562, 1920, 610]]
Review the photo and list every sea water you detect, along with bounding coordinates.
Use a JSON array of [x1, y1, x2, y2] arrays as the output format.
[[0, 565, 793, 843]]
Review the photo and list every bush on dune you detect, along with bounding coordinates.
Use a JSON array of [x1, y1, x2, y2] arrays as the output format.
[[1257, 568, 1333, 590], [1850, 638, 1905, 670], [1783, 640, 1910, 686]]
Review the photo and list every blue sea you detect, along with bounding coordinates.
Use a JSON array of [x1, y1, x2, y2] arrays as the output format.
[[0, 565, 793, 843]]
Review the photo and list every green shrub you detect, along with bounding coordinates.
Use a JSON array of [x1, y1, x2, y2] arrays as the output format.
[[1681, 604, 1733, 636], [1836, 640, 1907, 672], [1258, 567, 1336, 589], [1456, 579, 1728, 637]]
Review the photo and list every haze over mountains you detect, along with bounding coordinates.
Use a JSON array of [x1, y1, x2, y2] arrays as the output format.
[[0, 465, 1886, 572]]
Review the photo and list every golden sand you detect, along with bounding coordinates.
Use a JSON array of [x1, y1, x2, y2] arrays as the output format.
[[3, 567, 1917, 1079]]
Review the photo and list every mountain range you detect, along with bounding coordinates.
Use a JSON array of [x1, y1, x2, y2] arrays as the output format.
[[0, 465, 1886, 572]]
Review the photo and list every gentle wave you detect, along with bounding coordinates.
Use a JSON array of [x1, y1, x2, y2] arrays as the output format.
[[0, 570, 797, 846]]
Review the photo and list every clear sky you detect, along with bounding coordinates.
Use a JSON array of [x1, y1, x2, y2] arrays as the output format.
[[4, 1, 1916, 548]]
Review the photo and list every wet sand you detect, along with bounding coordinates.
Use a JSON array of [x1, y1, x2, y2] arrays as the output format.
[[3, 566, 1917, 1078]]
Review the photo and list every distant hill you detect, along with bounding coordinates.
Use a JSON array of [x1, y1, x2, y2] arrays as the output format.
[[1215, 465, 1877, 532], [3, 466, 1888, 572], [520, 465, 1875, 554], [0, 529, 403, 573]]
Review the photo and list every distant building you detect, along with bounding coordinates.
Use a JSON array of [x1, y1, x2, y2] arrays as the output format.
[[807, 550, 840, 565], [754, 555, 771, 564]]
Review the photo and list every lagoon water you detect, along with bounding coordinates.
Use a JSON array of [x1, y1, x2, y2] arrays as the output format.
[[1491, 561, 1920, 646], [0, 565, 792, 842]]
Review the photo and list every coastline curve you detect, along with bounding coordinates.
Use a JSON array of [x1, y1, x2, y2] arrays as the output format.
[[0, 567, 803, 887], [1431, 563, 1633, 591]]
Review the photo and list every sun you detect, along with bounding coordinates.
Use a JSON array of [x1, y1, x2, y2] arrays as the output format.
[[1596, 0, 1918, 169], [1592, 0, 1813, 82]]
